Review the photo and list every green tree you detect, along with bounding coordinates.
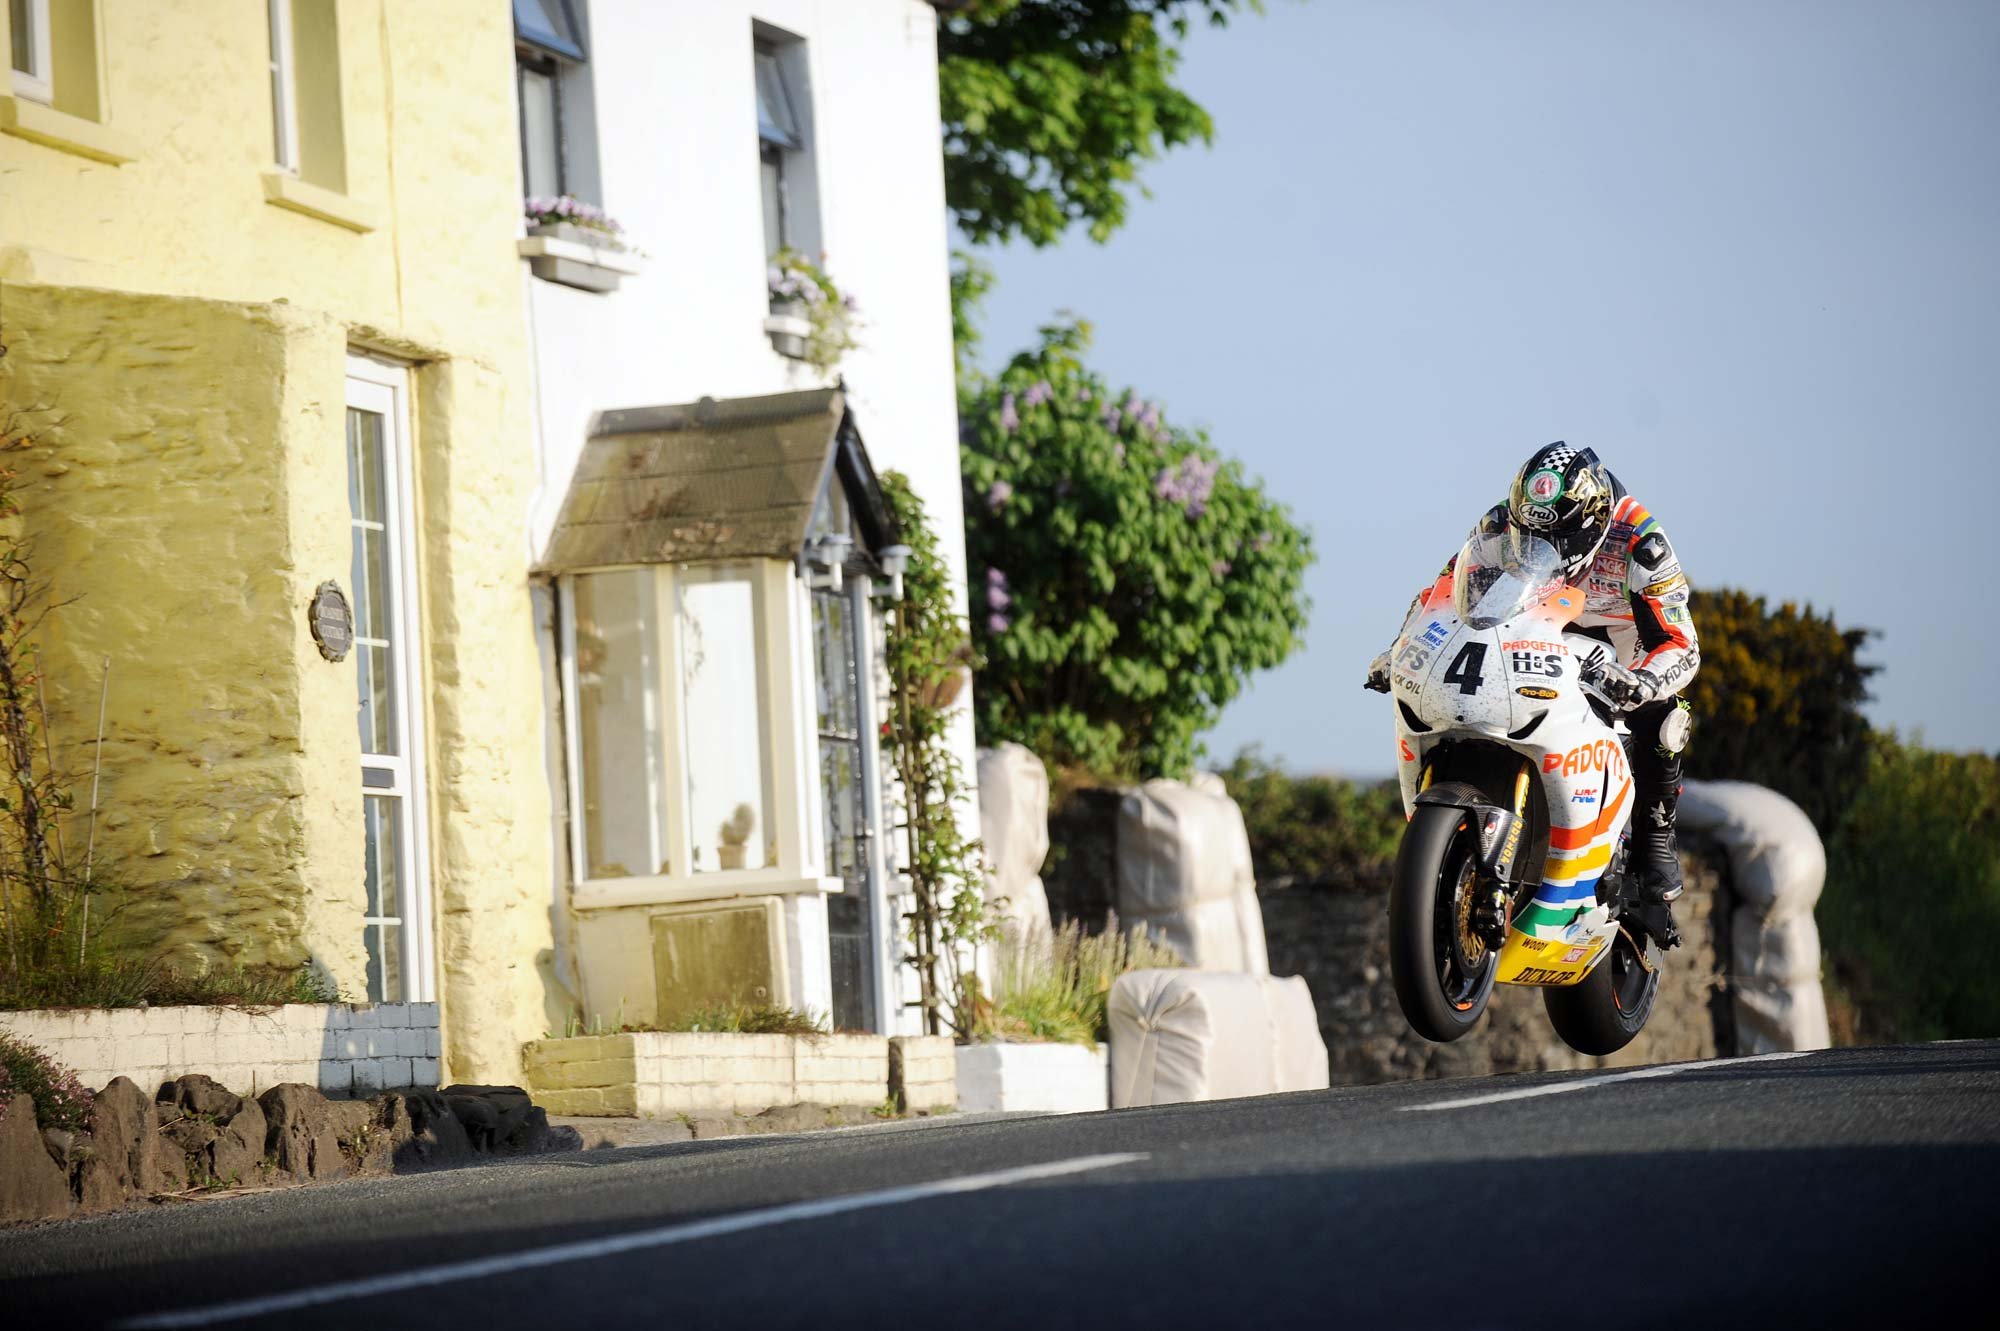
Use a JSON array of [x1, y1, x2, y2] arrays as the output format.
[[961, 322, 1310, 780], [939, 0, 1265, 248], [1682, 587, 1876, 835]]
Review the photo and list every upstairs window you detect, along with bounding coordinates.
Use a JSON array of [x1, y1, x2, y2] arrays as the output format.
[[267, 0, 348, 192], [516, 0, 594, 202], [9, 0, 51, 103], [755, 42, 802, 257]]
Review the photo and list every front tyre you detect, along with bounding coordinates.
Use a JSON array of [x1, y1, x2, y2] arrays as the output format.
[[1389, 803, 1498, 1042], [1544, 930, 1661, 1056]]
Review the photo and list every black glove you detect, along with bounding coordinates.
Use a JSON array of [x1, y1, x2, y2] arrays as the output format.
[[1364, 651, 1391, 694]]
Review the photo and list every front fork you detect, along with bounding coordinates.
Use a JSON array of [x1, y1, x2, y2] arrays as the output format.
[[1424, 759, 1535, 951]]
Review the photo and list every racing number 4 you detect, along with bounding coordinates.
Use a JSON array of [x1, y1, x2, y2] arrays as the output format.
[[1444, 642, 1488, 695]]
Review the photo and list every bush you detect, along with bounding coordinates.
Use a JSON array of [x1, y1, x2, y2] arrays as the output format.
[[1218, 749, 1406, 890], [0, 1030, 91, 1131], [968, 919, 1184, 1046], [1819, 735, 2000, 1041], [961, 323, 1312, 781], [1682, 587, 1876, 835]]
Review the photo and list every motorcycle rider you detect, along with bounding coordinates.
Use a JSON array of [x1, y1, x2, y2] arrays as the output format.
[[1366, 443, 1699, 944]]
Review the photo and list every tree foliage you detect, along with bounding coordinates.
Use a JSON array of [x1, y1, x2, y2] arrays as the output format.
[[1218, 749, 1404, 890], [939, 0, 1263, 248], [1682, 587, 1876, 835], [1820, 734, 2000, 1040], [961, 323, 1310, 780]]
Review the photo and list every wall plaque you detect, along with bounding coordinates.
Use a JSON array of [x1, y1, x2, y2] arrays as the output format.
[[309, 580, 354, 662]]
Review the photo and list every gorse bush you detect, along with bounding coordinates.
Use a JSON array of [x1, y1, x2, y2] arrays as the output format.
[[0, 1030, 91, 1131], [1819, 735, 2000, 1041], [969, 918, 1184, 1046], [961, 323, 1311, 781], [1218, 750, 1405, 890]]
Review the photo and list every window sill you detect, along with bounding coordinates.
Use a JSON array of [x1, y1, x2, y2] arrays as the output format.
[[571, 873, 843, 912], [261, 170, 378, 233], [0, 95, 136, 164], [519, 231, 642, 293]]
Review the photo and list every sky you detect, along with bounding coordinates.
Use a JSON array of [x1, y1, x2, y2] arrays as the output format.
[[967, 0, 2000, 777]]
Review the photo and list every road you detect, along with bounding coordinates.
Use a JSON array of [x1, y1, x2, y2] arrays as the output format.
[[2, 1041, 1994, 1329]]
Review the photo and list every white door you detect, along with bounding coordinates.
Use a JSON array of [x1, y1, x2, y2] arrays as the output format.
[[345, 357, 433, 1002]]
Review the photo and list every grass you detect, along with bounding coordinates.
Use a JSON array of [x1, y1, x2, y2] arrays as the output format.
[[636, 1000, 828, 1037], [967, 918, 1183, 1047], [0, 956, 338, 1012]]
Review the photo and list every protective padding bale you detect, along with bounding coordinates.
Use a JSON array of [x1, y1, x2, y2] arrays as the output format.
[[1679, 781, 1825, 920], [1732, 911, 1823, 986], [977, 743, 1052, 934], [1735, 979, 1832, 1056], [1108, 970, 1329, 1108], [1117, 780, 1270, 973]]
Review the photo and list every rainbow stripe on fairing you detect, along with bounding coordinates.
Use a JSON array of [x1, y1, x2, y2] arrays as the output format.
[[1512, 778, 1632, 936]]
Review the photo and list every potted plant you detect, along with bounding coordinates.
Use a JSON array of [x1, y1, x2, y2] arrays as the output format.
[[520, 196, 641, 293], [765, 249, 859, 372], [717, 804, 755, 871]]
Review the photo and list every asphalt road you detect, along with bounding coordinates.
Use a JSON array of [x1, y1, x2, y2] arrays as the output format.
[[3, 1042, 1995, 1330]]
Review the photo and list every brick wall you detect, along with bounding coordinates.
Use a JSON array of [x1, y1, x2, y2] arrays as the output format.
[[524, 1032, 891, 1117]]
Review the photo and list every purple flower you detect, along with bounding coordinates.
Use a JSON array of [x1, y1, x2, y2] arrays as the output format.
[[987, 611, 1011, 633], [1075, 386, 1092, 402], [1100, 403, 1122, 432], [986, 566, 1009, 590], [999, 392, 1019, 433], [1138, 403, 1161, 432], [986, 479, 1013, 510], [1113, 443, 1126, 461], [1252, 530, 1274, 552], [1022, 379, 1053, 408], [842, 293, 859, 311], [1154, 455, 1219, 518], [988, 583, 1012, 609], [1211, 560, 1232, 577]]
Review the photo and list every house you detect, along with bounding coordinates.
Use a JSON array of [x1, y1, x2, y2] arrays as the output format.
[[0, 0, 973, 1085], [513, 0, 974, 1039]]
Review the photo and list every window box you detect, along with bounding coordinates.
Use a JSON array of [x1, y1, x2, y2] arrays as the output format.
[[520, 224, 640, 293], [764, 299, 811, 359]]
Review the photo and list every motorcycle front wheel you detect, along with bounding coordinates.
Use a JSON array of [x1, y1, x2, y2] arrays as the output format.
[[1389, 802, 1498, 1042], [1544, 928, 1660, 1056]]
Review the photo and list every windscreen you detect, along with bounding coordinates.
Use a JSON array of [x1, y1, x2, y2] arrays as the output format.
[[1452, 530, 1568, 629]]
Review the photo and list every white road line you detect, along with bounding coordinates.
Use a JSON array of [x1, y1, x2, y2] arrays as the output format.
[[1403, 1050, 1816, 1112], [118, 1152, 1149, 1329]]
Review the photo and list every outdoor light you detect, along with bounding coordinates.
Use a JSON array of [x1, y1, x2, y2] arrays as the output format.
[[875, 544, 912, 602], [804, 533, 852, 592]]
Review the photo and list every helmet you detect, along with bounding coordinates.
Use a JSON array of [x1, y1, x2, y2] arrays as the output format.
[[1508, 442, 1612, 580]]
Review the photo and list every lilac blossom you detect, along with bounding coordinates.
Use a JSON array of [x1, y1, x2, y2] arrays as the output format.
[[987, 611, 1011, 634], [1211, 560, 1232, 577], [1076, 386, 1092, 402], [985, 566, 1012, 610], [999, 392, 1019, 433], [1154, 455, 1221, 518], [985, 479, 1013, 511], [1022, 379, 1053, 408], [1100, 402, 1122, 432]]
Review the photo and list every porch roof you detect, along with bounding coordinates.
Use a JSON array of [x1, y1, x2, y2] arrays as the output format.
[[537, 387, 896, 573]]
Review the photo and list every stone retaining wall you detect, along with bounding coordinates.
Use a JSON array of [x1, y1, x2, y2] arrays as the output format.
[[0, 1004, 443, 1097], [524, 1032, 889, 1117], [889, 1035, 955, 1112]]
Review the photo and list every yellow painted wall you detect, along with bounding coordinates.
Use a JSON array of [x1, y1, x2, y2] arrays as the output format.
[[0, 1, 559, 1083]]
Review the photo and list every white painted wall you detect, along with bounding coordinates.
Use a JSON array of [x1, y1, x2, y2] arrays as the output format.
[[522, 0, 974, 1037]]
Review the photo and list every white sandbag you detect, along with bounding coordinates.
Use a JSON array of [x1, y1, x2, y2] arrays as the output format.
[[1187, 770, 1230, 800], [1108, 969, 1329, 1108], [976, 743, 1053, 935], [1734, 979, 1832, 1056], [1731, 910, 1823, 986], [1117, 779, 1269, 972], [1679, 780, 1825, 920]]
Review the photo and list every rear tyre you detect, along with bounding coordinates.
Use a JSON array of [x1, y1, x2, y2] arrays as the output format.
[[1390, 803, 1497, 1042], [1544, 929, 1660, 1056]]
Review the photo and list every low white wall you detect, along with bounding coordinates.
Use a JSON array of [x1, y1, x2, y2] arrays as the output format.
[[0, 1004, 443, 1097], [955, 1042, 1108, 1114], [525, 1031, 888, 1117], [890, 1034, 955, 1112]]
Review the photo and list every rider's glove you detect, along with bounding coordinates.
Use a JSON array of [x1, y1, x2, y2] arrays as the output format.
[[1364, 651, 1392, 694], [1583, 649, 1659, 710]]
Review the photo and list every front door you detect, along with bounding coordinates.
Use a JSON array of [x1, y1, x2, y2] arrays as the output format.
[[812, 582, 876, 1032]]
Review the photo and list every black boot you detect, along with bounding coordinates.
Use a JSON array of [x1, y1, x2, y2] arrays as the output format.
[[1624, 700, 1687, 914]]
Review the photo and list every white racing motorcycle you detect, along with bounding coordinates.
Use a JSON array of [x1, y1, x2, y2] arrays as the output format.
[[1379, 530, 1665, 1056]]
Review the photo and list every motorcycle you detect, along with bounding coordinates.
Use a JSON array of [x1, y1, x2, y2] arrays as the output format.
[[1378, 529, 1665, 1056]]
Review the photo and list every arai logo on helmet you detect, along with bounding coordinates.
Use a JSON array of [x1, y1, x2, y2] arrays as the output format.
[[1516, 467, 1564, 530]]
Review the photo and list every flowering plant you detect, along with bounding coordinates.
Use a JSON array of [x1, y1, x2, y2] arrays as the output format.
[[524, 195, 628, 248], [0, 1031, 92, 1132], [766, 248, 860, 373]]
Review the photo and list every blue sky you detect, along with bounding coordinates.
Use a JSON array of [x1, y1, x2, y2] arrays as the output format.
[[968, 0, 2000, 776]]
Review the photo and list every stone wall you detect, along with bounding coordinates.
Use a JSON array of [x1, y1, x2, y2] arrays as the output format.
[[1258, 851, 1730, 1084], [524, 1032, 890, 1118], [0, 1004, 443, 1098]]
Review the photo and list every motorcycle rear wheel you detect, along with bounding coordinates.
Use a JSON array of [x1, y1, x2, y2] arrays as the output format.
[[1544, 929, 1660, 1056], [1389, 803, 1497, 1042]]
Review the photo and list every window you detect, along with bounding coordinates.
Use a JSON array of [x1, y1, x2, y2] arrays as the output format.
[[515, 0, 591, 201], [9, 0, 51, 103], [266, 0, 346, 191], [346, 358, 432, 1004], [560, 563, 783, 889], [755, 43, 802, 257]]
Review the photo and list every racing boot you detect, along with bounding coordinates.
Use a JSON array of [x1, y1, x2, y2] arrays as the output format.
[[1623, 699, 1690, 949]]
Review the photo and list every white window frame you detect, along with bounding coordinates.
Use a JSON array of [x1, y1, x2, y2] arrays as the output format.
[[268, 0, 298, 172], [557, 560, 825, 909], [10, 0, 53, 103], [345, 354, 435, 1003]]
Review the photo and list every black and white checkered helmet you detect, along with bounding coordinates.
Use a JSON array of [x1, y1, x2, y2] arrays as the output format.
[[1508, 442, 1613, 578]]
